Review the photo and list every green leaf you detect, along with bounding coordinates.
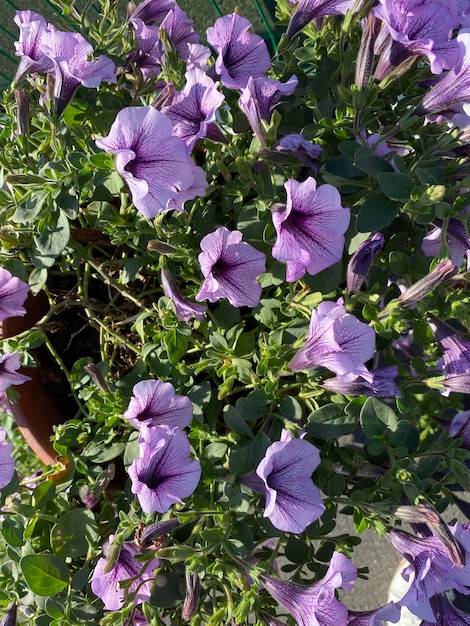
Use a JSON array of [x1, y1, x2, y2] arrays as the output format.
[[324, 155, 361, 178], [164, 328, 188, 364], [354, 155, 395, 177], [1, 517, 25, 547], [51, 509, 98, 558], [389, 420, 420, 453], [356, 192, 399, 232], [305, 404, 355, 439], [360, 397, 398, 439], [21, 554, 69, 596], [377, 172, 415, 201], [81, 438, 126, 463], [34, 210, 70, 257], [29, 268, 48, 294], [223, 405, 253, 437], [13, 191, 49, 223], [32, 481, 56, 509]]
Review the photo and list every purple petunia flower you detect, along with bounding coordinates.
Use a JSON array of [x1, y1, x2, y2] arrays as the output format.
[[450, 410, 470, 451], [95, 106, 207, 217], [286, 0, 354, 39], [347, 232, 385, 294], [274, 133, 323, 170], [253, 429, 325, 533], [128, 0, 175, 25], [0, 427, 15, 489], [206, 13, 271, 90], [322, 366, 400, 397], [195, 226, 266, 308], [347, 602, 401, 626], [161, 267, 207, 322], [14, 11, 53, 82], [262, 551, 357, 626], [429, 315, 470, 379], [0, 268, 29, 321], [0, 352, 31, 393], [124, 379, 193, 430], [421, 593, 470, 626], [238, 75, 298, 146], [290, 300, 375, 382], [159, 6, 199, 63], [162, 68, 225, 149], [271, 177, 350, 282], [422, 218, 470, 270], [129, 18, 163, 79], [39, 28, 116, 115], [90, 535, 159, 610], [128, 424, 201, 514]]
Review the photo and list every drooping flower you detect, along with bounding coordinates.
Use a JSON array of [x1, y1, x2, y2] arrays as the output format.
[[422, 218, 470, 270], [398, 260, 459, 307], [181, 568, 201, 621], [128, 424, 201, 514], [0, 352, 31, 393], [14, 10, 53, 82], [195, 226, 266, 308], [273, 133, 323, 170], [162, 68, 225, 149], [161, 267, 207, 322], [128, 0, 175, 25], [159, 6, 199, 63], [262, 551, 357, 626], [286, 0, 354, 39], [90, 536, 159, 610], [206, 13, 271, 90], [321, 366, 400, 397], [253, 429, 325, 533], [271, 177, 350, 282], [39, 28, 116, 115], [347, 232, 385, 294], [95, 106, 206, 217], [124, 379, 193, 430], [347, 602, 401, 626], [290, 300, 375, 381], [0, 427, 15, 489], [238, 75, 298, 146], [0, 268, 29, 321]]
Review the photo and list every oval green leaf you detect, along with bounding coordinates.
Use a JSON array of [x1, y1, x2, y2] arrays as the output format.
[[21, 554, 69, 596], [51, 509, 98, 558]]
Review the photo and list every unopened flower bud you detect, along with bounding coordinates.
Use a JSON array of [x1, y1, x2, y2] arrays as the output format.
[[14, 89, 29, 136], [347, 232, 384, 294], [134, 518, 180, 551], [84, 363, 110, 393], [181, 568, 200, 621], [0, 602, 17, 626], [355, 14, 381, 88], [398, 260, 458, 307], [147, 240, 179, 255], [103, 534, 124, 573]]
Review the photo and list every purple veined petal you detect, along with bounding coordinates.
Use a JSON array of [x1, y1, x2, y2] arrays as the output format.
[[347, 232, 385, 294], [287, 0, 354, 38], [322, 366, 400, 397], [195, 226, 266, 308], [255, 429, 325, 533], [128, 0, 176, 25], [428, 315, 470, 377], [206, 13, 271, 90], [422, 218, 470, 270], [420, 593, 470, 626], [161, 267, 207, 322], [0, 352, 31, 393], [0, 268, 29, 321], [347, 601, 401, 626], [274, 133, 323, 170], [13, 10, 54, 82], [272, 177, 350, 282], [0, 428, 15, 489], [128, 424, 201, 514], [124, 379, 193, 430], [128, 18, 163, 78], [90, 536, 159, 610], [160, 6, 199, 62]]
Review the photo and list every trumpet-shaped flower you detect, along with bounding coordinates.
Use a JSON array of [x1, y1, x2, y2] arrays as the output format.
[[347, 232, 385, 294], [161, 267, 207, 321], [128, 0, 175, 25], [428, 315, 470, 378], [255, 429, 325, 533], [271, 178, 350, 282], [274, 133, 323, 170], [347, 602, 401, 626], [128, 424, 201, 514], [0, 268, 29, 321], [95, 106, 206, 217], [422, 218, 470, 270], [287, 0, 354, 39], [195, 227, 266, 308], [124, 379, 193, 430], [262, 551, 357, 626], [160, 6, 199, 63], [0, 427, 15, 489], [39, 28, 116, 115], [421, 593, 470, 626], [290, 300, 375, 381], [14, 11, 53, 82], [322, 366, 400, 397], [90, 536, 159, 610], [0, 352, 31, 393], [206, 13, 271, 90]]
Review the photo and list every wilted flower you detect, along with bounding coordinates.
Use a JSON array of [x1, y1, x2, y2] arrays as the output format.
[[182, 568, 200, 621], [322, 366, 400, 397], [262, 551, 357, 626], [252, 429, 325, 533], [95, 106, 207, 217], [290, 300, 375, 381], [90, 535, 159, 610], [273, 133, 323, 170], [347, 232, 385, 294], [161, 267, 207, 322], [271, 177, 350, 282], [398, 260, 458, 307], [128, 424, 201, 514], [0, 268, 29, 321], [196, 226, 266, 308], [124, 379, 193, 430], [0, 352, 31, 393]]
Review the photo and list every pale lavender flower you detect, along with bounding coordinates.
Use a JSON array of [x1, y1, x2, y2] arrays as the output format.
[[272, 177, 350, 282], [347, 232, 385, 294], [422, 218, 470, 270], [206, 13, 271, 90], [398, 260, 458, 307], [14, 11, 53, 82], [95, 106, 206, 217], [262, 551, 357, 626], [428, 315, 470, 378], [0, 427, 15, 489], [420, 593, 470, 626], [128, 424, 201, 514], [129, 18, 162, 79], [322, 366, 400, 397], [439, 373, 470, 393], [274, 133, 323, 170], [195, 227, 266, 308], [286, 0, 354, 39], [449, 410, 470, 450], [124, 379, 193, 430], [128, 0, 175, 25], [347, 602, 401, 626], [162, 68, 225, 149], [387, 523, 470, 621], [0, 268, 29, 321], [0, 352, 31, 393], [161, 267, 207, 322], [252, 429, 325, 533], [238, 75, 298, 146], [290, 300, 376, 382], [160, 6, 199, 63], [90, 536, 159, 610], [39, 28, 116, 115]]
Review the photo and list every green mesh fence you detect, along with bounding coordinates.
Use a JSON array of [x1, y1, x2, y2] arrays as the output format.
[[0, 0, 279, 90]]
